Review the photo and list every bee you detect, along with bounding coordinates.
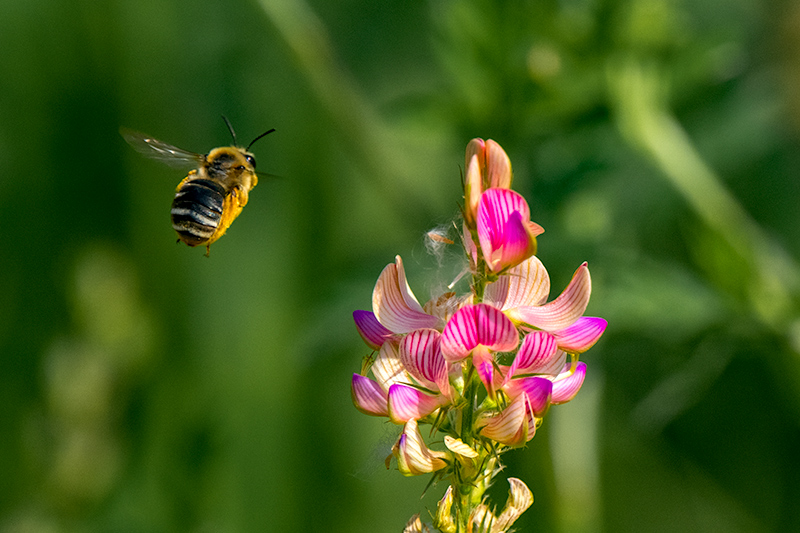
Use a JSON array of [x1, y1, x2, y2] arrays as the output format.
[[121, 117, 275, 256]]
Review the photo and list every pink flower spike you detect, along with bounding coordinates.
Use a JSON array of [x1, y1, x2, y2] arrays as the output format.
[[351, 374, 389, 417], [552, 317, 607, 354], [400, 329, 449, 396], [509, 262, 591, 331], [551, 361, 587, 404], [388, 383, 449, 423], [440, 304, 519, 363], [373, 256, 441, 334], [477, 189, 542, 273], [508, 331, 558, 378], [353, 310, 393, 350]]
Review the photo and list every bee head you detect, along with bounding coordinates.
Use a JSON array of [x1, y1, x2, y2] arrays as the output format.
[[206, 148, 256, 178]]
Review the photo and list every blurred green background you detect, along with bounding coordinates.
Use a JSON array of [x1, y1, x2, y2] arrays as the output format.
[[2, 0, 800, 531]]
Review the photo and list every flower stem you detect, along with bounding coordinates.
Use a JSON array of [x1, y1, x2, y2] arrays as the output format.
[[450, 366, 497, 532]]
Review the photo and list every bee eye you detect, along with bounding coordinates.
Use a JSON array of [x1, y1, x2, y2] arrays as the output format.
[[245, 155, 256, 168]]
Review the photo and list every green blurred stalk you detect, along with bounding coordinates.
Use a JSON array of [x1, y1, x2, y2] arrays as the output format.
[[609, 58, 800, 338], [253, 0, 434, 223]]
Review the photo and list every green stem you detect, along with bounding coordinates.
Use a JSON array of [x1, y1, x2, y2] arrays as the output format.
[[460, 366, 477, 446], [473, 274, 485, 303], [454, 368, 475, 531], [452, 367, 501, 532]]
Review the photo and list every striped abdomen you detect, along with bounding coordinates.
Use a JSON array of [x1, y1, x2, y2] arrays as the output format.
[[171, 178, 226, 247]]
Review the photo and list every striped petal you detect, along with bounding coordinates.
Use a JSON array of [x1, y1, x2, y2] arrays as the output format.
[[393, 419, 448, 476], [484, 255, 550, 310], [388, 383, 448, 423], [477, 189, 540, 273], [483, 139, 513, 189], [440, 304, 519, 363], [400, 329, 449, 395], [351, 374, 389, 416], [509, 262, 591, 331], [373, 256, 441, 333], [536, 349, 568, 377], [551, 361, 587, 404], [372, 341, 412, 392], [552, 317, 607, 353], [507, 376, 552, 416], [494, 478, 534, 532], [508, 331, 558, 378], [478, 394, 530, 446], [353, 310, 393, 349], [464, 139, 513, 226], [444, 436, 479, 459]]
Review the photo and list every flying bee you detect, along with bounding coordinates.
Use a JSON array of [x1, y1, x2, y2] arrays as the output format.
[[120, 117, 275, 256]]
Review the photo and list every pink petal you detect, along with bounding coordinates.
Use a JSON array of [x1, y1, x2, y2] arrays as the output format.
[[509, 262, 591, 331], [477, 189, 538, 273], [353, 310, 393, 350], [552, 317, 607, 353], [478, 189, 531, 246], [489, 211, 538, 272], [551, 361, 587, 404], [351, 374, 389, 416], [440, 304, 519, 362], [479, 394, 530, 446], [484, 255, 551, 310], [388, 384, 448, 423], [400, 329, 447, 393], [373, 256, 441, 333], [508, 331, 558, 377], [509, 376, 552, 416], [473, 346, 496, 398]]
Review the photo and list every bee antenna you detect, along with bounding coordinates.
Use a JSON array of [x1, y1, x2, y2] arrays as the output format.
[[221, 115, 238, 146], [246, 128, 276, 151]]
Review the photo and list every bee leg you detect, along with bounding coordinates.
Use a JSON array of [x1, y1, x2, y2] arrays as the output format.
[[231, 185, 249, 207], [205, 244, 211, 258]]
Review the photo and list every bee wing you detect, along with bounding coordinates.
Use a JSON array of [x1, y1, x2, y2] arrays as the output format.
[[120, 127, 205, 169]]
